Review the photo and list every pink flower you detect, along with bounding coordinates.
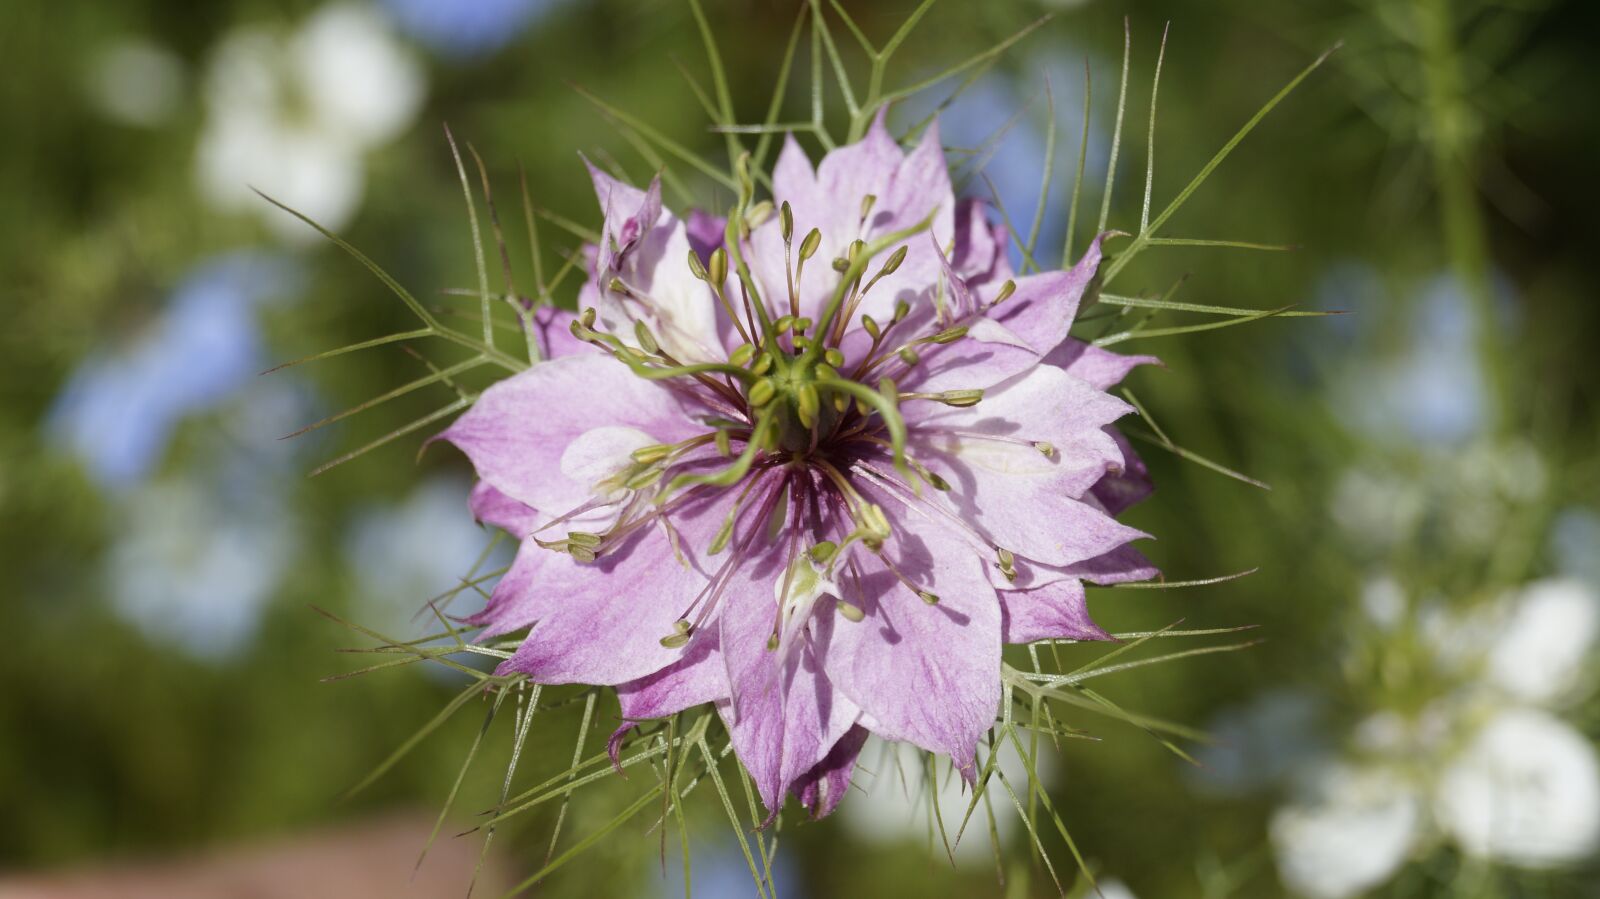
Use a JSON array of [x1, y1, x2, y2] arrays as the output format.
[[439, 113, 1157, 820]]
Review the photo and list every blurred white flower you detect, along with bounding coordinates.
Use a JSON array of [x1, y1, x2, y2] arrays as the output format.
[[108, 474, 297, 660], [1270, 760, 1421, 899], [1096, 879, 1138, 899], [85, 38, 185, 127], [841, 736, 1049, 865], [1485, 579, 1598, 705], [196, 4, 424, 241], [1435, 707, 1600, 867]]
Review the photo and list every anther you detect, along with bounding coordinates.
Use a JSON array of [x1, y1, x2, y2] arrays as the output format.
[[631, 444, 674, 465], [824, 347, 846, 368], [748, 379, 777, 407], [859, 194, 877, 223], [798, 228, 822, 261], [837, 601, 865, 622], [936, 389, 984, 407], [862, 315, 881, 340], [780, 201, 794, 242], [1034, 441, 1057, 458], [633, 321, 659, 354], [708, 247, 728, 286], [796, 383, 821, 429], [774, 315, 795, 334], [993, 279, 1017, 304], [930, 326, 968, 344], [686, 249, 709, 281], [878, 245, 907, 277], [918, 591, 940, 605], [729, 344, 756, 367], [747, 200, 774, 227], [897, 347, 921, 367], [892, 300, 911, 323]]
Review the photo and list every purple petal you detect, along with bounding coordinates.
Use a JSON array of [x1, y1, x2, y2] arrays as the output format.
[[533, 305, 593, 360], [792, 724, 869, 819], [999, 578, 1113, 644], [1047, 338, 1160, 390], [494, 485, 737, 685], [1002, 542, 1160, 590], [469, 481, 540, 536], [585, 159, 663, 274], [1092, 427, 1153, 516], [685, 209, 727, 263], [719, 532, 860, 817], [467, 536, 562, 638], [986, 233, 1108, 355], [819, 488, 1000, 781], [438, 354, 700, 515], [608, 631, 731, 768], [950, 198, 1012, 287]]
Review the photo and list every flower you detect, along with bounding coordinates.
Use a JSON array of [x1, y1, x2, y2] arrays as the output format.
[[380, 0, 567, 58], [438, 114, 1157, 819], [48, 252, 299, 489], [195, 4, 424, 241]]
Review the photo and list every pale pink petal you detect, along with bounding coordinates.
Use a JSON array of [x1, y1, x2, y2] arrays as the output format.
[[1092, 428, 1153, 515], [999, 578, 1113, 644], [986, 233, 1108, 355], [820, 489, 1000, 780], [438, 354, 700, 515], [792, 725, 869, 818], [1047, 338, 1160, 390]]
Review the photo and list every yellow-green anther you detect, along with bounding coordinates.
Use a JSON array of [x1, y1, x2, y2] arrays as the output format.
[[831, 256, 849, 273], [774, 315, 795, 334], [780, 201, 794, 242], [879, 245, 908, 277], [729, 344, 755, 367], [748, 379, 777, 407], [792, 335, 810, 351], [809, 541, 838, 564], [930, 326, 968, 344], [674, 619, 693, 635], [918, 591, 940, 605], [747, 200, 774, 227], [567, 532, 603, 548], [793, 317, 812, 333], [608, 277, 627, 294], [938, 389, 984, 407], [997, 548, 1017, 582], [837, 601, 865, 622], [994, 279, 1017, 304], [660, 632, 692, 649], [799, 228, 822, 261], [893, 299, 911, 322], [766, 633, 779, 651], [623, 467, 664, 490], [814, 363, 838, 381], [796, 383, 821, 429], [752, 352, 775, 376], [709, 247, 728, 286], [633, 321, 659, 354], [862, 315, 881, 340], [570, 545, 598, 563], [687, 249, 708, 280], [824, 347, 845, 368], [859, 193, 877, 222], [631, 444, 674, 465], [714, 428, 731, 457], [897, 347, 921, 367], [833, 393, 850, 414], [1034, 441, 1057, 458], [708, 516, 735, 555], [579, 307, 597, 327], [847, 239, 866, 265]]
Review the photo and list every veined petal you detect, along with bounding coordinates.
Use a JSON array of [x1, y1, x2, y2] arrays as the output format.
[[819, 487, 1000, 780], [1048, 338, 1161, 390], [792, 724, 870, 819], [986, 233, 1108, 355], [495, 484, 735, 685], [999, 578, 1113, 644], [438, 354, 700, 515]]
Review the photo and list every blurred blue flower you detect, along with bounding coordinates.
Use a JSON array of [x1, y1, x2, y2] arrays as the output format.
[[1318, 268, 1500, 446], [344, 477, 515, 638], [381, 0, 566, 58], [47, 252, 300, 489], [643, 837, 801, 899], [906, 45, 1108, 271]]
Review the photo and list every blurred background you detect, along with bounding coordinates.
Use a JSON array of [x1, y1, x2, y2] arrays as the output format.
[[2, 0, 1596, 896]]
